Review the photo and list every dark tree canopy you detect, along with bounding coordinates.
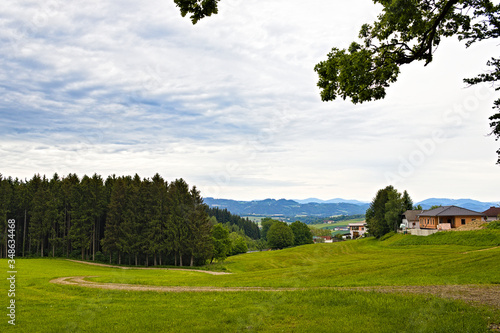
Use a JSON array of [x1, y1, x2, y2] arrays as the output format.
[[366, 186, 414, 238], [267, 221, 294, 249], [290, 221, 313, 246], [173, 0, 220, 24], [173, 0, 500, 163]]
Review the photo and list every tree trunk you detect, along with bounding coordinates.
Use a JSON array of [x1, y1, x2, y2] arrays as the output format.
[[154, 253, 157, 266], [159, 253, 162, 266], [22, 209, 26, 257], [52, 244, 55, 257], [190, 254, 194, 267], [118, 252, 121, 265], [41, 239, 44, 258], [179, 251, 183, 267], [146, 254, 149, 267], [135, 254, 138, 266], [174, 252, 177, 267], [109, 252, 112, 264], [92, 223, 95, 261], [66, 213, 71, 258], [81, 247, 84, 261]]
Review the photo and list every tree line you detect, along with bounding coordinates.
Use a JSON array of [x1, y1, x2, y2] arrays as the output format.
[[206, 207, 260, 239], [260, 218, 313, 249], [0, 173, 259, 266]]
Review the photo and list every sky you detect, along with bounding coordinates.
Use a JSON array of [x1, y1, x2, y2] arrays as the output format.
[[1, 0, 499, 203]]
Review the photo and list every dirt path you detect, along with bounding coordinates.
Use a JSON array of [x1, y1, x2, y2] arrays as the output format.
[[50, 275, 500, 309], [50, 276, 297, 292], [67, 259, 231, 275], [461, 246, 500, 254]]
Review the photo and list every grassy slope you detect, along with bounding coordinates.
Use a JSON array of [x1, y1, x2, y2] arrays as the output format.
[[2, 232, 500, 332]]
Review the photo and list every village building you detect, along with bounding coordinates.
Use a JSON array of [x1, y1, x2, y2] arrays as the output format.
[[418, 206, 486, 229], [401, 210, 424, 229], [482, 206, 500, 222], [348, 222, 367, 239]]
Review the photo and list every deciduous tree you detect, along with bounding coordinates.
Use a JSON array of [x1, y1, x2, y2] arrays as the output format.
[[267, 221, 294, 249], [366, 186, 414, 237], [290, 221, 313, 246], [211, 223, 231, 262]]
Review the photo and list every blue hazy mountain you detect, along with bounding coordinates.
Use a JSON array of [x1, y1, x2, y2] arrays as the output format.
[[416, 198, 499, 212], [203, 197, 498, 218], [203, 198, 369, 217], [294, 198, 369, 205]]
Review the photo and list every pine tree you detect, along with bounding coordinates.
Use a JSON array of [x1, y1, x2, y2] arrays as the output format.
[[61, 174, 80, 257], [102, 177, 127, 264], [185, 186, 213, 266], [69, 176, 93, 260], [47, 173, 64, 257], [30, 176, 52, 257], [147, 174, 168, 266]]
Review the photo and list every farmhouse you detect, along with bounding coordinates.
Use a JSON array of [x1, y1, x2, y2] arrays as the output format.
[[418, 206, 486, 229], [483, 206, 500, 222], [348, 222, 367, 239], [313, 236, 333, 243], [401, 210, 424, 229]]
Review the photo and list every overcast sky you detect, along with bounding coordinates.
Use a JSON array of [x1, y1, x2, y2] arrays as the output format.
[[1, 0, 499, 203]]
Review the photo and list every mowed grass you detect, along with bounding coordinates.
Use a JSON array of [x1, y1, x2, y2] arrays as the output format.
[[309, 218, 364, 230], [2, 232, 500, 332]]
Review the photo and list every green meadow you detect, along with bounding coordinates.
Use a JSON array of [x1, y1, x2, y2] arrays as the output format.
[[2, 232, 500, 332]]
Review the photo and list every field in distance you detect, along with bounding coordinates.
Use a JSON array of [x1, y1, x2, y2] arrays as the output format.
[[3, 231, 500, 332]]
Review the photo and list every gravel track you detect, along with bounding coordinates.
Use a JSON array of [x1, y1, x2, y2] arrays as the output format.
[[67, 259, 231, 275]]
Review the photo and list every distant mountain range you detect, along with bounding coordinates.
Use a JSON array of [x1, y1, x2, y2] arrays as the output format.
[[415, 198, 499, 212], [203, 198, 369, 217], [293, 198, 369, 205], [203, 197, 499, 218]]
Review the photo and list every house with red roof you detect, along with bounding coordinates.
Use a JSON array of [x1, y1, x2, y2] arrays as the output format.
[[483, 206, 500, 222]]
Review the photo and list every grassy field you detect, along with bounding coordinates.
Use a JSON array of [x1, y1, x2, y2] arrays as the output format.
[[2, 232, 500, 332], [309, 218, 364, 236]]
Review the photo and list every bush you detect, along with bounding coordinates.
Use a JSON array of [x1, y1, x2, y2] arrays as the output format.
[[486, 221, 500, 229], [94, 251, 107, 262], [231, 236, 248, 255]]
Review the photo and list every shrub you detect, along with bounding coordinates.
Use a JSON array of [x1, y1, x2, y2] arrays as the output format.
[[486, 221, 500, 229]]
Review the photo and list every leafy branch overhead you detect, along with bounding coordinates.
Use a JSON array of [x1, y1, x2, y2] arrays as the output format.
[[314, 0, 500, 103], [313, 0, 500, 162], [173, 0, 500, 162], [173, 0, 220, 24]]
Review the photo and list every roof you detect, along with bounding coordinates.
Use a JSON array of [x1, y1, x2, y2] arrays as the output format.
[[483, 206, 500, 217], [348, 222, 367, 226], [402, 210, 425, 222], [418, 205, 485, 217]]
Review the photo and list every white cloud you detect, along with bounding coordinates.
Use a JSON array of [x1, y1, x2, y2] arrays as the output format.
[[0, 0, 498, 202]]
